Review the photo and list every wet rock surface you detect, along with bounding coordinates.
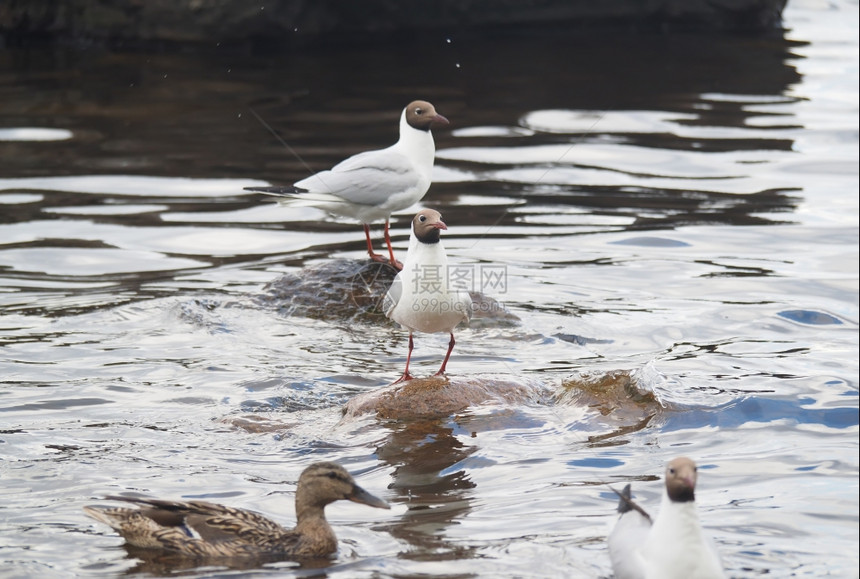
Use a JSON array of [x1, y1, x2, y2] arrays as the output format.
[[340, 368, 671, 425], [554, 369, 667, 443], [555, 369, 665, 413], [342, 375, 544, 420]]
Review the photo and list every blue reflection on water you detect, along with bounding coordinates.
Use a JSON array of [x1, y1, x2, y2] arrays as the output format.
[[777, 310, 844, 325], [664, 396, 859, 431]]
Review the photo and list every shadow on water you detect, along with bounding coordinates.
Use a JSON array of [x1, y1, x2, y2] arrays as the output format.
[[1, 27, 802, 183]]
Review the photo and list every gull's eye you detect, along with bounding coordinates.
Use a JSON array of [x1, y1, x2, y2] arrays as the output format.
[[414, 107, 423, 115], [668, 468, 676, 475], [418, 215, 427, 222]]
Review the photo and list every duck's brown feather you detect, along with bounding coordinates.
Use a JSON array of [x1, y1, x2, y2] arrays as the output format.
[[84, 461, 388, 560]]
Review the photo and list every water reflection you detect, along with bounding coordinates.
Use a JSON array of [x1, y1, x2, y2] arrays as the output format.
[[1, 25, 803, 180], [376, 418, 479, 561], [110, 547, 307, 576]]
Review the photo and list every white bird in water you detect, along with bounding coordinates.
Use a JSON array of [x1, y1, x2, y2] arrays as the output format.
[[245, 100, 449, 269], [608, 456, 725, 579], [384, 209, 472, 383]]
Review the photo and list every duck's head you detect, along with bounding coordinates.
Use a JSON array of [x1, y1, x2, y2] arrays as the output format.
[[297, 462, 390, 510], [412, 209, 447, 244], [664, 456, 698, 503]]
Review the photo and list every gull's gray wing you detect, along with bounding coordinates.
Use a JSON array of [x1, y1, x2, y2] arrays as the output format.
[[295, 149, 421, 207]]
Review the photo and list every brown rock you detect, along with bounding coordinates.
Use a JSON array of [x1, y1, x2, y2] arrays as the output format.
[[342, 374, 542, 420]]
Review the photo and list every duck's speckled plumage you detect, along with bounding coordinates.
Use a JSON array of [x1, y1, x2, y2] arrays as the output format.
[[84, 461, 389, 560]]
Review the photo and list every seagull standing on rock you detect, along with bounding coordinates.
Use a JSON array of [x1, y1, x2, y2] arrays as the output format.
[[385, 209, 472, 383], [608, 456, 726, 579], [245, 100, 449, 269]]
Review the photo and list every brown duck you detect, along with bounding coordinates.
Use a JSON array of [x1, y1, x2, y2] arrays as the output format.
[[84, 461, 390, 560]]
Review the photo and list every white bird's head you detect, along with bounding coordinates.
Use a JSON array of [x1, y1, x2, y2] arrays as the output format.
[[411, 209, 447, 244], [664, 456, 698, 503]]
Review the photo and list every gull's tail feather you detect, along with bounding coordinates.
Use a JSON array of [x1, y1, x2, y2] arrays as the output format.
[[610, 483, 652, 523], [244, 185, 305, 196]]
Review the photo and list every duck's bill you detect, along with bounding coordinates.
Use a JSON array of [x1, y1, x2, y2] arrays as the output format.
[[349, 485, 390, 509]]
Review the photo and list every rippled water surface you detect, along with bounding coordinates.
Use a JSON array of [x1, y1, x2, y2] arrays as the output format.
[[1, 1, 858, 577]]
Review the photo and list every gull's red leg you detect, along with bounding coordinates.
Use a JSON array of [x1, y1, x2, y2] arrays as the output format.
[[392, 333, 415, 384], [434, 333, 456, 376], [364, 224, 388, 263], [383, 219, 403, 270]]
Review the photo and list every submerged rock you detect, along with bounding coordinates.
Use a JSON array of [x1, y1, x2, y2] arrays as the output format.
[[219, 369, 670, 440], [339, 368, 673, 439], [222, 414, 299, 434], [554, 369, 667, 443], [256, 259, 518, 326], [555, 369, 664, 412], [256, 259, 393, 322]]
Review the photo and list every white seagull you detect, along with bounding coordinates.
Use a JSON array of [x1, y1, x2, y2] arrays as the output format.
[[608, 457, 725, 579], [245, 100, 449, 269], [384, 209, 472, 383]]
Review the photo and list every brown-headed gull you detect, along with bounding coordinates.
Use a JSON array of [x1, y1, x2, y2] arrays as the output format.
[[83, 462, 389, 560], [608, 457, 725, 579], [245, 100, 449, 269], [384, 209, 472, 383]]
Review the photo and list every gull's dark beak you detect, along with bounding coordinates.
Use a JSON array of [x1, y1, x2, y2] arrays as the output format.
[[432, 114, 450, 126]]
